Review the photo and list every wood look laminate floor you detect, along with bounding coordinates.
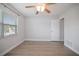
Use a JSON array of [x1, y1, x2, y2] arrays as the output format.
[[5, 41, 78, 56]]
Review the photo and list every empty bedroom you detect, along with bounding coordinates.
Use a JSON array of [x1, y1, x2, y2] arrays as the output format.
[[0, 3, 79, 56]]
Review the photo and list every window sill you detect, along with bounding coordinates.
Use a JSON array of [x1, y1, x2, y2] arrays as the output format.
[[3, 33, 17, 39]]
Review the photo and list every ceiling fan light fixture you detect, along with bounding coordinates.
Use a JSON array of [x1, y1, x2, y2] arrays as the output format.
[[36, 4, 45, 12], [41, 5, 45, 12]]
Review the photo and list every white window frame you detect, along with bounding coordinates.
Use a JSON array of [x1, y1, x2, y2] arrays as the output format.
[[0, 9, 17, 38]]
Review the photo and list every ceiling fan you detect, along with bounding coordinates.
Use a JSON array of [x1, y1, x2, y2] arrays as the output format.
[[25, 3, 56, 15]]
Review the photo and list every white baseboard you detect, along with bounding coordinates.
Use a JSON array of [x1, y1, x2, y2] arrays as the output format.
[[64, 44, 79, 55], [0, 40, 24, 56], [51, 40, 63, 42], [24, 39, 63, 41], [25, 39, 52, 41]]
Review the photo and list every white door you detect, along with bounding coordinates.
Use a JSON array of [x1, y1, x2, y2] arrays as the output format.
[[50, 20, 60, 41], [60, 18, 64, 41]]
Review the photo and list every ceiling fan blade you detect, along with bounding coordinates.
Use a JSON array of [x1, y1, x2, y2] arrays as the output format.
[[36, 11, 39, 15], [25, 6, 35, 8], [45, 8, 51, 13]]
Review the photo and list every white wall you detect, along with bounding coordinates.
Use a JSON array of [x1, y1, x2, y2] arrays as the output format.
[[0, 4, 25, 55], [59, 4, 79, 54], [25, 16, 50, 41], [25, 16, 60, 41]]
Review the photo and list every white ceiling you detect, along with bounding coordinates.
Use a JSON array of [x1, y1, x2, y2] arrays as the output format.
[[11, 3, 74, 18]]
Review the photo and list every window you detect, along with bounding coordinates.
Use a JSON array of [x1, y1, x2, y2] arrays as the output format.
[[0, 9, 2, 38], [0, 8, 17, 38], [3, 12, 17, 37]]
